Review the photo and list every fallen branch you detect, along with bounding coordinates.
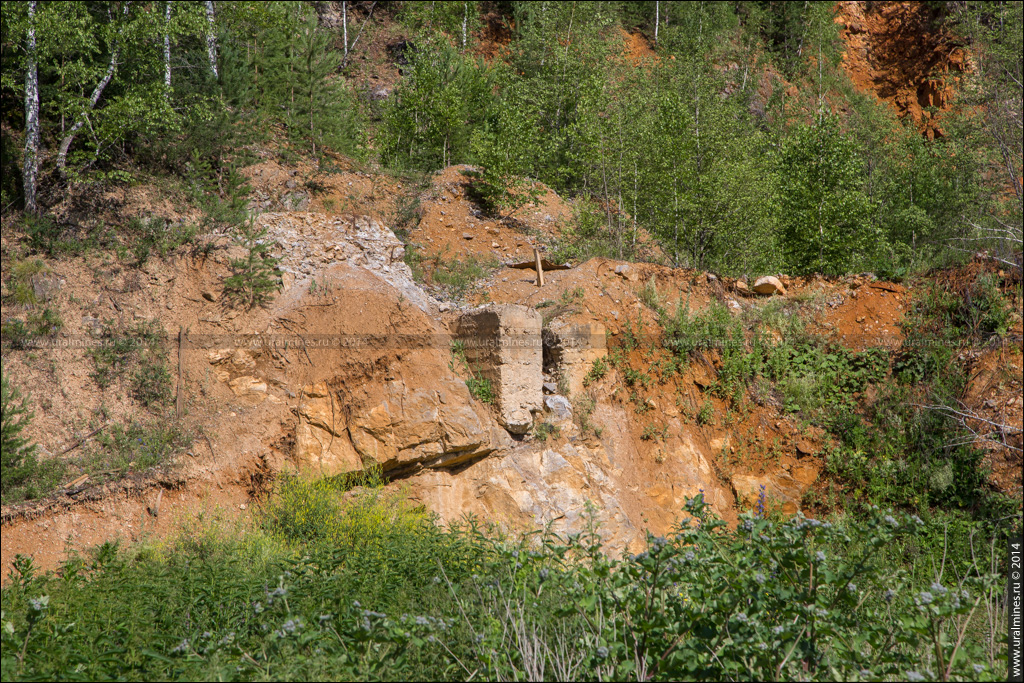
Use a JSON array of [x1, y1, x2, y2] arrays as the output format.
[[912, 402, 1023, 453], [58, 422, 110, 456]]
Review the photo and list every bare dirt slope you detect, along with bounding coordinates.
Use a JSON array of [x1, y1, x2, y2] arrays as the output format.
[[837, 0, 968, 138], [3, 161, 1020, 578]]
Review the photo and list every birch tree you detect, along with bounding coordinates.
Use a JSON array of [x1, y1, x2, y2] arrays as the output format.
[[22, 0, 39, 214], [204, 0, 218, 78], [164, 1, 172, 91]]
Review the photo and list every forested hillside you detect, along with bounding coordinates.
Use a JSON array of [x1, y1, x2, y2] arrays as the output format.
[[1, 2, 1021, 681], [1, 1, 1020, 273]]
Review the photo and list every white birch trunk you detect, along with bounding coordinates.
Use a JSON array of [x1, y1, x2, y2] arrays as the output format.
[[23, 0, 39, 214], [462, 2, 468, 50], [205, 0, 218, 78], [56, 50, 118, 176], [164, 1, 172, 92], [342, 1, 347, 60], [654, 1, 659, 47]]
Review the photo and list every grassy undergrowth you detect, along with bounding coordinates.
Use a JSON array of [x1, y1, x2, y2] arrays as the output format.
[[0, 418, 193, 505], [0, 479, 1011, 681], [405, 246, 501, 301]]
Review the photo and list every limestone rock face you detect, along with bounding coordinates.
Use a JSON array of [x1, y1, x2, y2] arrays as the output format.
[[730, 465, 819, 515], [543, 395, 573, 422], [296, 378, 512, 475], [258, 213, 439, 312], [456, 304, 543, 434], [228, 375, 267, 399], [403, 403, 738, 555], [543, 320, 607, 397], [753, 276, 787, 296], [403, 442, 641, 554]]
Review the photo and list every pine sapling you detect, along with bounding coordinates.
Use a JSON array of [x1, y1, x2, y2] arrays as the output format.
[[223, 219, 281, 309], [1, 372, 38, 495]]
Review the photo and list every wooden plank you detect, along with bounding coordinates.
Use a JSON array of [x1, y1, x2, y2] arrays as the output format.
[[509, 259, 571, 271]]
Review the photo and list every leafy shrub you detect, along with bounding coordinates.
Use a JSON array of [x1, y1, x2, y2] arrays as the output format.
[[88, 320, 167, 398], [777, 115, 878, 276], [428, 254, 500, 300], [132, 354, 173, 408], [1, 308, 62, 350], [127, 216, 197, 266], [21, 214, 113, 257], [697, 399, 714, 425], [465, 88, 543, 214], [0, 487, 1009, 681], [379, 42, 496, 171], [83, 421, 192, 478], [638, 277, 663, 313], [465, 376, 494, 404], [549, 199, 629, 264], [6, 259, 46, 306]]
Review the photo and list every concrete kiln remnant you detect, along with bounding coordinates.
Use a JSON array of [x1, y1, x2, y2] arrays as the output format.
[[457, 304, 543, 434]]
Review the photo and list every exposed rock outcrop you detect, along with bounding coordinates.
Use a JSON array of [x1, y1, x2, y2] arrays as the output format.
[[296, 377, 511, 475]]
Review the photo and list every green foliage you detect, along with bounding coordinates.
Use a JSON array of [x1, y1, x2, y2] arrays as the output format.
[[223, 219, 281, 310], [0, 308, 63, 351], [449, 340, 494, 404], [87, 320, 169, 402], [187, 156, 252, 232], [777, 116, 877, 275], [769, 343, 889, 417], [263, 470, 428, 552], [549, 199, 632, 264], [573, 392, 601, 437], [1, 1, 195, 185], [379, 41, 496, 171], [696, 399, 714, 426], [230, 3, 363, 158], [532, 421, 561, 442], [84, 420, 192, 478], [648, 282, 1009, 515], [132, 355, 172, 408], [1, 371, 37, 498], [583, 357, 608, 387], [126, 216, 198, 266], [825, 272, 1017, 514], [0, 493, 1008, 680], [413, 251, 499, 300], [951, 0, 1023, 266], [19, 214, 114, 258], [466, 82, 543, 214], [6, 259, 46, 306]]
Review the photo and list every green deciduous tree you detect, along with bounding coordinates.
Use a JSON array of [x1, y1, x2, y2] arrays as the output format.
[[954, 0, 1023, 270], [379, 40, 495, 171], [778, 116, 877, 275]]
